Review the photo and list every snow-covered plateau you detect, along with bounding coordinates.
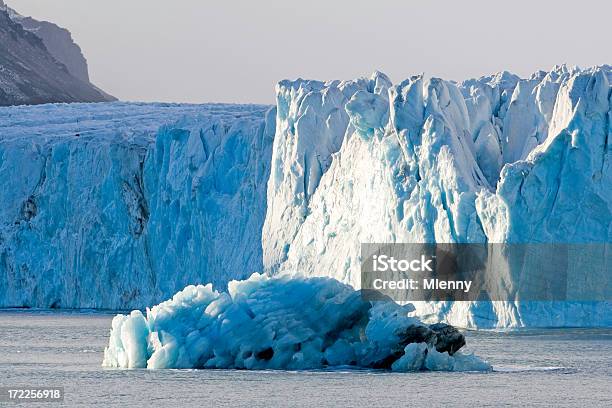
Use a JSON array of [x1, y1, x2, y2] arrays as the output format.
[[1, 65, 611, 329]]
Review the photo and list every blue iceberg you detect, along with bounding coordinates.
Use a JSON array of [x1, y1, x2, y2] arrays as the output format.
[[102, 273, 491, 372]]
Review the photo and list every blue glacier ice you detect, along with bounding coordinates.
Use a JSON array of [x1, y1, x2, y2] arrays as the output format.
[[102, 273, 491, 372], [1, 66, 611, 329], [0, 102, 275, 308]]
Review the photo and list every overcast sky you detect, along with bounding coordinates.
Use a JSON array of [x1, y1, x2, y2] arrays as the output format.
[[10, 0, 611, 104]]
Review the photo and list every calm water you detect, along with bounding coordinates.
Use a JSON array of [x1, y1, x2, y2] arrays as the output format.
[[0, 310, 610, 407]]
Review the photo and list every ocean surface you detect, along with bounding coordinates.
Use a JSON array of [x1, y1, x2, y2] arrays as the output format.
[[0, 310, 610, 407]]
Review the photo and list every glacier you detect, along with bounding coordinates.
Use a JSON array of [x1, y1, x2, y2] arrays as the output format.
[[102, 272, 491, 372], [0, 102, 275, 309], [263, 65, 612, 328], [1, 65, 611, 329]]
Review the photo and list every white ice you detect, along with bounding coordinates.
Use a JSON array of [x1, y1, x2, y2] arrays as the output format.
[[264, 66, 612, 328]]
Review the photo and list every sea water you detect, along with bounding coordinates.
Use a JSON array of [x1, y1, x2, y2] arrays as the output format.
[[0, 310, 610, 407]]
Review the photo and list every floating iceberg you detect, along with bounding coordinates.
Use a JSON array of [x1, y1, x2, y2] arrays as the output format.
[[102, 273, 491, 372]]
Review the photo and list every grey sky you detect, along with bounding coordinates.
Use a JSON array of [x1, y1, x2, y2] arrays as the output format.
[[11, 0, 611, 104]]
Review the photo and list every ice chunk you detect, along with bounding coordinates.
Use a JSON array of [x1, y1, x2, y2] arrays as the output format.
[[390, 342, 489, 372], [103, 273, 491, 372]]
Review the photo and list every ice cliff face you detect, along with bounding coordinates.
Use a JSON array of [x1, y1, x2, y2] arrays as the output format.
[[263, 76, 388, 272], [0, 102, 275, 308], [263, 66, 612, 328], [0, 66, 609, 328]]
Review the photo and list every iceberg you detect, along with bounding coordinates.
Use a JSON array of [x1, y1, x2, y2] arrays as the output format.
[[102, 273, 491, 372]]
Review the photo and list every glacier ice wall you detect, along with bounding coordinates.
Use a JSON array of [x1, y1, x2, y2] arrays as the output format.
[[1, 67, 610, 329], [0, 102, 275, 308], [262, 76, 386, 272], [263, 66, 612, 328]]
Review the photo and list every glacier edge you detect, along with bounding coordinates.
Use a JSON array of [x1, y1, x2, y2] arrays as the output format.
[[0, 66, 610, 329]]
